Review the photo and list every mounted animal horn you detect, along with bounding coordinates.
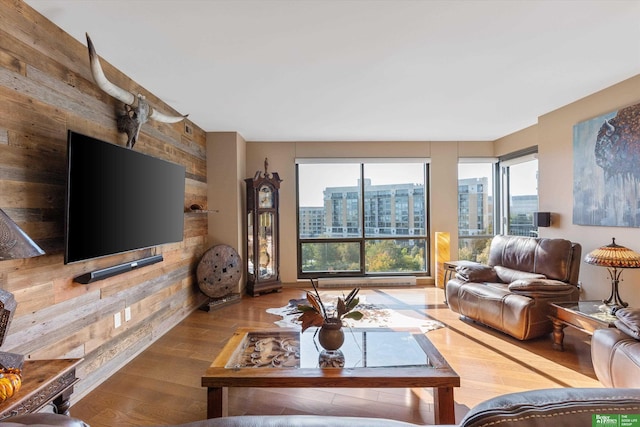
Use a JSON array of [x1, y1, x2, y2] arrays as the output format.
[[86, 33, 188, 148]]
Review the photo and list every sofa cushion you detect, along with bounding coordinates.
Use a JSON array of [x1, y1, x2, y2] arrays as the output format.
[[495, 266, 545, 283], [455, 263, 498, 282], [615, 308, 640, 340]]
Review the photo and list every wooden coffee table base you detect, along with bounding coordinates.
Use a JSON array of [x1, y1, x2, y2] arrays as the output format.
[[205, 385, 455, 424], [207, 387, 228, 418]]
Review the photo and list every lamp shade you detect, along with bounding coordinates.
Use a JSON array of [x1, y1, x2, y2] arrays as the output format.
[[0, 209, 45, 260], [584, 238, 640, 268]]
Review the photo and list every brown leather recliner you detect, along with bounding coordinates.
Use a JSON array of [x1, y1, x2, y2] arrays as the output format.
[[171, 388, 640, 427], [446, 235, 582, 340], [591, 307, 640, 388]]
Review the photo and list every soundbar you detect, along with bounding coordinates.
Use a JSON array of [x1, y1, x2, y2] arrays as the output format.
[[74, 254, 164, 284]]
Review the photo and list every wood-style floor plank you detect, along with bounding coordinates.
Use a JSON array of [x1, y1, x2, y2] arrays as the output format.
[[69, 286, 600, 426]]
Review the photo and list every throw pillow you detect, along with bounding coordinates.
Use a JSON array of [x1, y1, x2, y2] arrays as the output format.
[[455, 263, 498, 282]]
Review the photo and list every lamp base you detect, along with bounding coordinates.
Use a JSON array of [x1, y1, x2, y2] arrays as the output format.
[[604, 279, 628, 308]]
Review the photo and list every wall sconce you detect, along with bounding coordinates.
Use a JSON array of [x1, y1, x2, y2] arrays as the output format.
[[0, 208, 45, 369], [534, 212, 551, 227]]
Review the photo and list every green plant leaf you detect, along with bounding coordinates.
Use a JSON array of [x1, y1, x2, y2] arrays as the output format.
[[346, 296, 360, 311], [344, 288, 360, 306], [343, 311, 363, 321]]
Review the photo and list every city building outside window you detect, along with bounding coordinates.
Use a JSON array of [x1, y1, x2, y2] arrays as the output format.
[[458, 160, 496, 263], [500, 154, 539, 237], [457, 149, 539, 262]]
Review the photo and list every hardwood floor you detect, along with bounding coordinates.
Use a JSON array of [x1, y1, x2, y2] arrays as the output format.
[[69, 286, 600, 426]]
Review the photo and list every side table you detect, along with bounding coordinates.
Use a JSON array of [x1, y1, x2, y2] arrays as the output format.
[[548, 301, 616, 351], [0, 359, 82, 420]]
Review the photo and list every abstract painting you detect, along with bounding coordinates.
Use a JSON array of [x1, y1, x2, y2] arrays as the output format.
[[573, 101, 640, 227]]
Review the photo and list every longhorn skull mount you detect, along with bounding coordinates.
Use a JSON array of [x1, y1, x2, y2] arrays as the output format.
[[86, 33, 188, 148]]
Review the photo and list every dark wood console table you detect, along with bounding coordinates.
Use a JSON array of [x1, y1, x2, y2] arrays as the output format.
[[0, 359, 82, 420]]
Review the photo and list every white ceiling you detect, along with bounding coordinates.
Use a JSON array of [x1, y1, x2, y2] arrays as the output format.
[[25, 0, 640, 142]]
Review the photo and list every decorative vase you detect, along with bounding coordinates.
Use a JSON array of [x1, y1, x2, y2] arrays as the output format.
[[318, 319, 344, 351], [317, 319, 346, 368]]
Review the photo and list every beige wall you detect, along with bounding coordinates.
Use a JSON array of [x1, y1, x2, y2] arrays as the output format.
[[240, 140, 493, 286], [235, 75, 640, 309], [496, 74, 640, 307]]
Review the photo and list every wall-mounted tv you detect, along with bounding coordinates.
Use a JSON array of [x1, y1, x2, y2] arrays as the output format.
[[64, 130, 186, 265]]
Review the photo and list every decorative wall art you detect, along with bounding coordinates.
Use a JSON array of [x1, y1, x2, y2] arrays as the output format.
[[573, 102, 640, 227]]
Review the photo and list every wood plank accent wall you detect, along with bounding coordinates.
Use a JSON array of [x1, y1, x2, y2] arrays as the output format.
[[0, 0, 209, 401]]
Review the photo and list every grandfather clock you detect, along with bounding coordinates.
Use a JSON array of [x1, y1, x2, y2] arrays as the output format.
[[245, 158, 282, 296]]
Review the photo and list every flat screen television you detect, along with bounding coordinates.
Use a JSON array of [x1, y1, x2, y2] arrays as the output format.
[[64, 130, 186, 264]]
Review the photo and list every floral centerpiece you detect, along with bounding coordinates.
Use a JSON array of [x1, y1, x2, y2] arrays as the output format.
[[297, 278, 363, 332]]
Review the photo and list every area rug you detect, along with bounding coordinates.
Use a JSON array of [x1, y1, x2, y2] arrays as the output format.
[[266, 297, 444, 334]]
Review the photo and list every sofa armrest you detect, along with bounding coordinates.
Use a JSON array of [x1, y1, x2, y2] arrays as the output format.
[[507, 278, 576, 298], [0, 414, 88, 427], [460, 388, 640, 427], [454, 263, 498, 282], [615, 308, 640, 339], [592, 328, 640, 388]]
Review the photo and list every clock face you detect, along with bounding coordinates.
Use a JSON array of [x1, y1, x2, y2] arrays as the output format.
[[259, 186, 273, 208]]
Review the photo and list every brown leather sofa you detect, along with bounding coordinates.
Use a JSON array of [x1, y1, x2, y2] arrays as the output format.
[[446, 235, 582, 340], [592, 307, 640, 388], [4, 388, 640, 427]]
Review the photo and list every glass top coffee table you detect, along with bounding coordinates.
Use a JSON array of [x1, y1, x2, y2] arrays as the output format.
[[202, 327, 460, 424], [549, 301, 617, 351]]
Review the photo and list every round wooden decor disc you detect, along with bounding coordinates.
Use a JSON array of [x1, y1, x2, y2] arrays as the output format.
[[197, 244, 242, 298]]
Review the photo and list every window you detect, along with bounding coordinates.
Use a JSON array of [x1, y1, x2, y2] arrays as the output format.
[[457, 160, 496, 263], [457, 148, 539, 262], [500, 153, 539, 237], [297, 160, 429, 278]]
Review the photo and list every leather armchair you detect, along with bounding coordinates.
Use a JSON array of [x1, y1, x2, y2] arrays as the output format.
[[4, 388, 640, 427], [0, 414, 87, 427], [446, 235, 581, 340], [592, 307, 640, 388], [171, 388, 640, 427]]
